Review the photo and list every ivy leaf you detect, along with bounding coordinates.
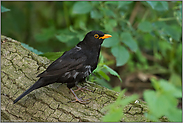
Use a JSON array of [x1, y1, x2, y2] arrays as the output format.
[[90, 10, 103, 19], [144, 78, 182, 122], [111, 45, 129, 66], [93, 78, 112, 89], [34, 26, 56, 42], [120, 32, 138, 52], [118, 1, 133, 8], [1, 6, 10, 13], [73, 2, 93, 14], [103, 65, 122, 82], [147, 1, 168, 11], [39, 52, 64, 61], [163, 25, 181, 41], [56, 34, 75, 43], [138, 21, 153, 33], [119, 94, 139, 106], [98, 70, 110, 81], [21, 43, 43, 55], [102, 108, 123, 122]]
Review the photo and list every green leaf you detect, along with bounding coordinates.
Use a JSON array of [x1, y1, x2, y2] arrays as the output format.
[[144, 90, 180, 121], [102, 108, 123, 122], [73, 2, 93, 14], [153, 22, 181, 42], [174, 5, 182, 26], [166, 108, 182, 122], [76, 33, 85, 41], [120, 32, 138, 52], [144, 90, 166, 118], [21, 43, 43, 55], [105, 1, 118, 5], [117, 89, 127, 101], [153, 21, 167, 30], [69, 26, 78, 33], [56, 34, 75, 43], [90, 10, 103, 19], [102, 33, 119, 48], [102, 89, 138, 122], [169, 73, 182, 88], [101, 8, 116, 18], [147, 1, 168, 11], [98, 70, 110, 81], [158, 41, 172, 57], [144, 78, 182, 122], [1, 6, 10, 13], [112, 86, 121, 92], [79, 21, 87, 31], [93, 78, 112, 89], [119, 94, 139, 106], [138, 21, 153, 33], [34, 26, 56, 42], [111, 45, 130, 66], [39, 52, 64, 61], [118, 1, 133, 8], [102, 89, 126, 112], [144, 113, 159, 122], [159, 79, 182, 98], [163, 25, 181, 41], [91, 1, 102, 6], [103, 65, 122, 82], [103, 19, 117, 32], [109, 19, 117, 28], [150, 77, 161, 91]]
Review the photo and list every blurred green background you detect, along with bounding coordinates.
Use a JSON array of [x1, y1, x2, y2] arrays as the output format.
[[2, 1, 182, 95], [1, 1, 182, 122]]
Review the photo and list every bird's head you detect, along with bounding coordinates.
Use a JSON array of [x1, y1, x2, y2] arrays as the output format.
[[83, 30, 112, 45]]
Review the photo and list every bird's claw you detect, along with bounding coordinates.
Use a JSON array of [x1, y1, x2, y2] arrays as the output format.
[[68, 96, 92, 104], [74, 85, 93, 93], [69, 88, 92, 104]]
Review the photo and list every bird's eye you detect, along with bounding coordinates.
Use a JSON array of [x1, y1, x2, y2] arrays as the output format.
[[94, 34, 99, 39]]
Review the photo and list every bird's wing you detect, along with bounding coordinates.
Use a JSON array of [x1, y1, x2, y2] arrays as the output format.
[[37, 50, 87, 77]]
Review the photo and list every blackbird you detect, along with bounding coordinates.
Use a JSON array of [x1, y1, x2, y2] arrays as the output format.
[[13, 30, 112, 104]]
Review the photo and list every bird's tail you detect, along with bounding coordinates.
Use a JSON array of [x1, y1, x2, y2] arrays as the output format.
[[13, 79, 43, 104]]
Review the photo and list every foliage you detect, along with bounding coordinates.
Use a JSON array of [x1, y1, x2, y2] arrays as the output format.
[[102, 77, 182, 122], [1, 1, 182, 122], [144, 78, 182, 122], [21, 42, 43, 55], [101, 89, 139, 122], [2, 1, 181, 77], [1, 5, 10, 13], [39, 51, 64, 61], [1, 1, 181, 73], [88, 55, 122, 89]]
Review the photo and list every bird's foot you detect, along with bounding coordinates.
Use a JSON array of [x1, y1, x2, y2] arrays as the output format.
[[69, 88, 92, 104], [69, 95, 91, 104], [74, 85, 93, 93]]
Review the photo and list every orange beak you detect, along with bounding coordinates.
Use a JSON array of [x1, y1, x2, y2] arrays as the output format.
[[99, 34, 112, 39]]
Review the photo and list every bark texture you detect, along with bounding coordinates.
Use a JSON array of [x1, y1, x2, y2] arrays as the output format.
[[1, 35, 148, 122]]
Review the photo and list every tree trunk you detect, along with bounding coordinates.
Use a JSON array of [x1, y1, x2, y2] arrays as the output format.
[[1, 35, 148, 122]]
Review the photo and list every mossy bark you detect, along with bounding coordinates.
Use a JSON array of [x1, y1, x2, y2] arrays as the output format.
[[1, 35, 149, 122]]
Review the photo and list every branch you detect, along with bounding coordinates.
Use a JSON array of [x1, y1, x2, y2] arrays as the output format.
[[1, 35, 148, 122]]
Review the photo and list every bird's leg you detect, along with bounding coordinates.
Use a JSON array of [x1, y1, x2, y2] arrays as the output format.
[[74, 85, 93, 93], [69, 88, 91, 104]]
